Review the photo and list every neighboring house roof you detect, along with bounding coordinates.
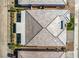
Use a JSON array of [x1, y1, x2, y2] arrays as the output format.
[[16, 10, 70, 47], [17, 0, 67, 6], [18, 50, 65, 58]]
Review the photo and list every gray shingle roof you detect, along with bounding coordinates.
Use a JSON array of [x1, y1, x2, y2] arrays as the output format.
[[23, 10, 69, 46], [18, 0, 67, 6]]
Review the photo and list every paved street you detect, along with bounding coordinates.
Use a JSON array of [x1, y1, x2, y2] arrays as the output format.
[[0, 0, 8, 58]]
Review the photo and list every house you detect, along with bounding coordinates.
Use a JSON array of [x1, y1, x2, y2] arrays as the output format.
[[13, 10, 70, 47], [14, 48, 65, 58], [15, 0, 67, 7]]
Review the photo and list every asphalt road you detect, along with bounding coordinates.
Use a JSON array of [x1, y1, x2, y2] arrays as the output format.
[[0, 0, 7, 58]]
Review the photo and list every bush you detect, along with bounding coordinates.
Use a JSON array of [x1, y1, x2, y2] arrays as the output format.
[[67, 16, 74, 30]]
